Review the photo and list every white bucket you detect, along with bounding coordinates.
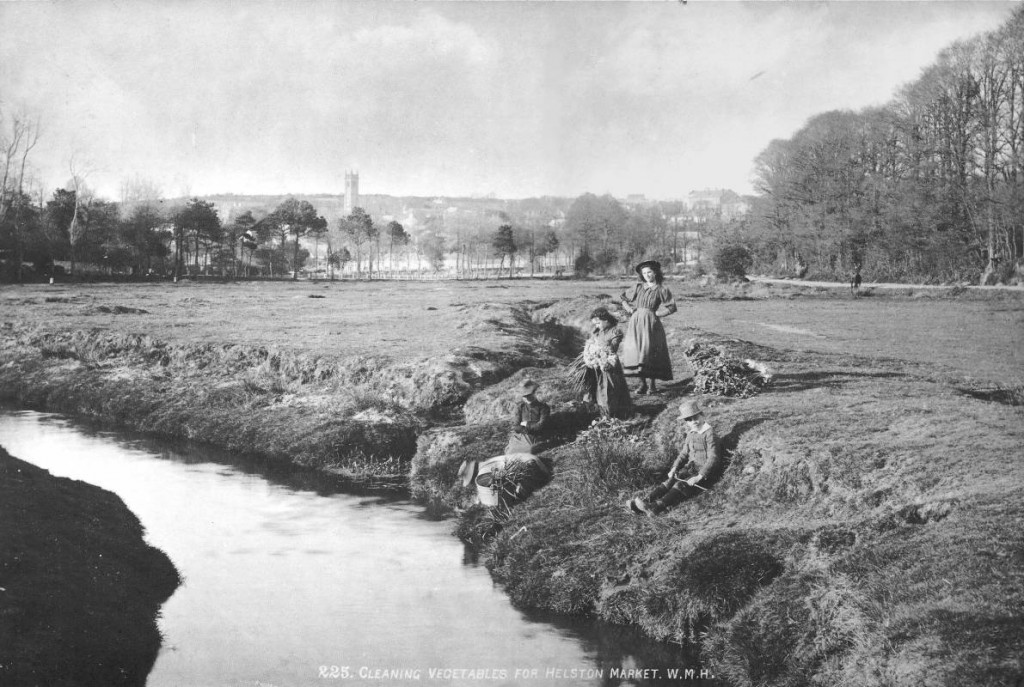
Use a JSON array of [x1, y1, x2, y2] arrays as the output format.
[[473, 453, 542, 507]]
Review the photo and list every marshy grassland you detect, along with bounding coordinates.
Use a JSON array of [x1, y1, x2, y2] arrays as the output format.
[[1, 278, 1022, 686]]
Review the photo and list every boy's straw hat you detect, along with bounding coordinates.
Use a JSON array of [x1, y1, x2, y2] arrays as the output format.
[[678, 400, 703, 420]]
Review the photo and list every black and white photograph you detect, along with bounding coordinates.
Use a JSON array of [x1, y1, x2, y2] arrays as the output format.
[[1, 1, 1022, 686]]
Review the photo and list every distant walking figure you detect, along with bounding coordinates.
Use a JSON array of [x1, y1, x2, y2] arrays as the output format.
[[851, 267, 862, 295], [620, 260, 676, 395]]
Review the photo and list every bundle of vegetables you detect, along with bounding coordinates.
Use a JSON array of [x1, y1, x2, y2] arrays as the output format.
[[489, 458, 536, 501], [683, 342, 772, 398], [567, 353, 597, 398], [582, 337, 619, 370]]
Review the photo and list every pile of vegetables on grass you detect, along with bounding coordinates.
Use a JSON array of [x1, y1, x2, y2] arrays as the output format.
[[683, 341, 772, 398], [573, 415, 649, 444]]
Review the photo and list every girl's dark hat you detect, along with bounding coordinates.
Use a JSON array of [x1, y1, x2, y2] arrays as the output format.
[[635, 260, 662, 277]]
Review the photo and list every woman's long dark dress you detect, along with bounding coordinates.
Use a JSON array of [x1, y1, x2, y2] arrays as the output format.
[[620, 282, 674, 380], [587, 327, 633, 420]]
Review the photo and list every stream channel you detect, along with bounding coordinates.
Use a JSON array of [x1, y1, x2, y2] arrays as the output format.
[[1, 410, 721, 687]]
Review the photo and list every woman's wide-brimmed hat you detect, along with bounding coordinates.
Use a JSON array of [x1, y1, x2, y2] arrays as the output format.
[[678, 400, 703, 420], [635, 260, 663, 278]]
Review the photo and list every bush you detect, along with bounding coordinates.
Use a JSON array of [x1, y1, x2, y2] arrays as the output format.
[[714, 245, 753, 280], [573, 248, 621, 277], [574, 250, 595, 276]]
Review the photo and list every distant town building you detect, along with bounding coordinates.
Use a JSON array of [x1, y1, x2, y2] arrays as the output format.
[[344, 171, 359, 215], [619, 193, 660, 211], [685, 188, 749, 222]]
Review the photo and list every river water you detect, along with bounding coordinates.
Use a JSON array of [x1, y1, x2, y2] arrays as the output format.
[[0, 410, 718, 687]]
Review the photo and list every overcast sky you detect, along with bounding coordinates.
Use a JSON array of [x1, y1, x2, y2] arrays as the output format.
[[0, 1, 1018, 201]]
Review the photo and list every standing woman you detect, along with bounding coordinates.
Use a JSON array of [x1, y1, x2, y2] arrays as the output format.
[[620, 260, 676, 394]]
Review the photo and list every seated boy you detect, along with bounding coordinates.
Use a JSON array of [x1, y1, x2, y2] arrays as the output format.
[[629, 400, 720, 516]]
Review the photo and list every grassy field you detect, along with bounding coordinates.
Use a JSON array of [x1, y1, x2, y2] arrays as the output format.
[[2, 278, 1019, 381], [0, 279, 617, 357], [1, 277, 1022, 686]]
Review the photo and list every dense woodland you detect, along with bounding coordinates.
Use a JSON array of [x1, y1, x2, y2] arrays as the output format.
[[743, 7, 1024, 284], [1, 9, 1021, 284]]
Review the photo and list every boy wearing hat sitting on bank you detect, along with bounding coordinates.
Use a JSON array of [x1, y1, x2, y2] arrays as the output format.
[[629, 400, 720, 516], [505, 379, 550, 455]]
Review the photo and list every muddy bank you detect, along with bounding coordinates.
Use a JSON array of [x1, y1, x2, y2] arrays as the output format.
[[0, 445, 180, 686]]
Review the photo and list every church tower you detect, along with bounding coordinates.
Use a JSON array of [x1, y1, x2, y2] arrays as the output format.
[[344, 171, 359, 215]]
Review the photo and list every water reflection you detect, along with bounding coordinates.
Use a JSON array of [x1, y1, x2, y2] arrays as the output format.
[[0, 410, 722, 686]]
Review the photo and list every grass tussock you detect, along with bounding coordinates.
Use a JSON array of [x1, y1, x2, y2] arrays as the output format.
[[549, 438, 659, 508], [959, 382, 1024, 407], [703, 556, 877, 687], [489, 506, 652, 616], [632, 532, 792, 646], [454, 504, 508, 548]]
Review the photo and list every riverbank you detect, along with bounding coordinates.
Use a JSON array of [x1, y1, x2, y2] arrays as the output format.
[[2, 280, 1022, 685], [0, 445, 180, 686], [0, 296, 578, 487]]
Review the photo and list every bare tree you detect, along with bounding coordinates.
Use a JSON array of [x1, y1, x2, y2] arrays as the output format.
[[120, 174, 163, 213], [0, 108, 41, 282], [66, 155, 98, 278], [0, 109, 40, 223]]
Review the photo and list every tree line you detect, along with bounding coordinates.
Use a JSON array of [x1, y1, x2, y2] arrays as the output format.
[[0, 158, 700, 282], [0, 94, 713, 283], [742, 7, 1024, 284]]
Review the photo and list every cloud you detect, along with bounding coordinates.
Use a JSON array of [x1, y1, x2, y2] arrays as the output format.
[[589, 4, 827, 99], [349, 12, 495, 67], [1, 1, 1018, 199]]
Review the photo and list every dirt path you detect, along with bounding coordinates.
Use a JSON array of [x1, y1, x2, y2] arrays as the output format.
[[750, 276, 1023, 291]]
